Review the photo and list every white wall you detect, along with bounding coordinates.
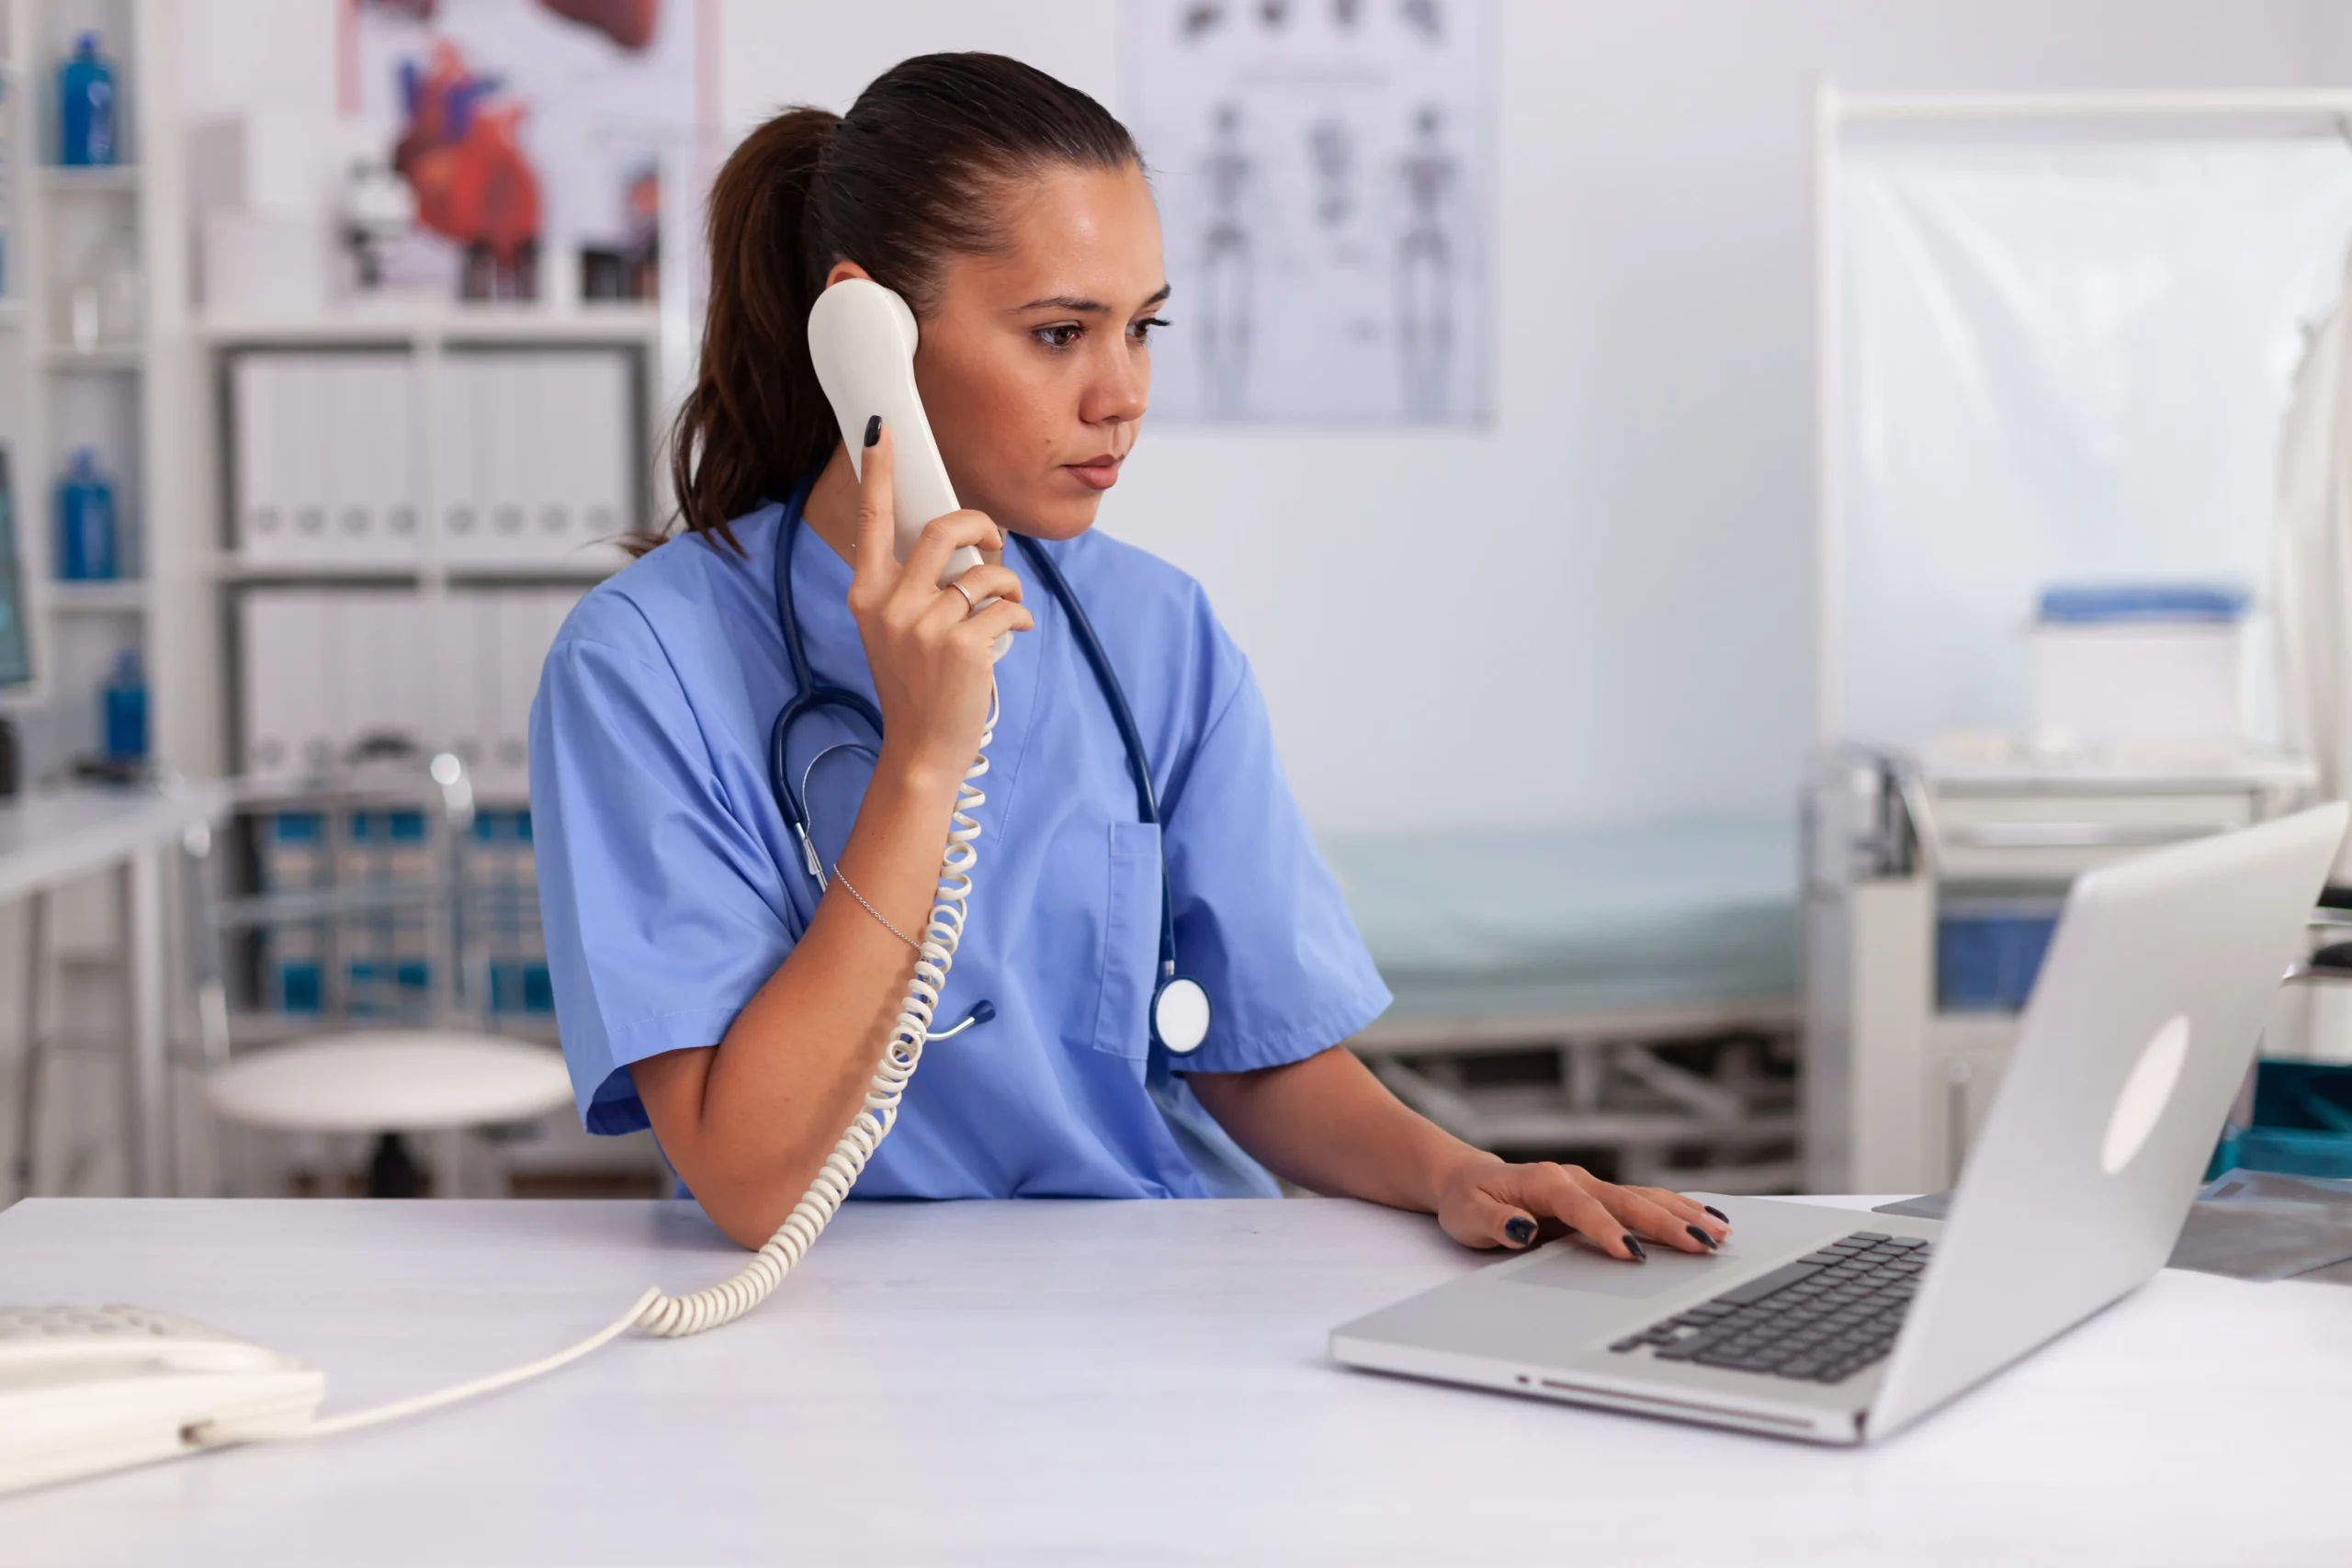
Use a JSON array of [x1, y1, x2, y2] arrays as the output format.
[[719, 0, 2352, 832], [179, 0, 2352, 832]]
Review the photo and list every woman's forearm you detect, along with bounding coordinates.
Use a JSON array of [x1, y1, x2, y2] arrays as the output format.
[[628, 743, 966, 1247], [1185, 1047, 1496, 1213]]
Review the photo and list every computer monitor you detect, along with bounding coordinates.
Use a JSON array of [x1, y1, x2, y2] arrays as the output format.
[[0, 449, 29, 694]]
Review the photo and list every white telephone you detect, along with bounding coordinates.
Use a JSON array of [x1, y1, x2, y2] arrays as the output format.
[[806, 276, 1011, 659], [0, 279, 994, 1497], [0, 1305, 323, 1495]]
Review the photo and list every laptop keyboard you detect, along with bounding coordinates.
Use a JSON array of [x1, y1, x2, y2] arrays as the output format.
[[1606, 1231, 1933, 1384]]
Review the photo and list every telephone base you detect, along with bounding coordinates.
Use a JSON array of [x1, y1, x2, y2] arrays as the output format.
[[0, 1303, 325, 1495]]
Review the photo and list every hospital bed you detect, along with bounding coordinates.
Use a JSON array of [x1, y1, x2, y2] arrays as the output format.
[[1321, 818, 1801, 1191]]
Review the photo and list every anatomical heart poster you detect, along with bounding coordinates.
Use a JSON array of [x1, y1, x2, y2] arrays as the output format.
[[344, 0, 698, 304], [1125, 0, 1494, 424]]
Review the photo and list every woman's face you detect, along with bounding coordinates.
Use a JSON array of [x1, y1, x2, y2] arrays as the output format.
[[899, 161, 1166, 541]]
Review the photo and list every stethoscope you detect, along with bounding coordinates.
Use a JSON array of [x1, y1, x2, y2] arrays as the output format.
[[766, 474, 1213, 1055]]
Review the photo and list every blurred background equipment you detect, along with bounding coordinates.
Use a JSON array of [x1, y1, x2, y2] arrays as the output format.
[[1808, 85, 2352, 1194]]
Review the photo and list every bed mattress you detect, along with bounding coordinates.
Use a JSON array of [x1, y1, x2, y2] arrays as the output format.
[[1316, 817, 1800, 1024]]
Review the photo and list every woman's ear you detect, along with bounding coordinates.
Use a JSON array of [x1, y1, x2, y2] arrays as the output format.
[[823, 260, 874, 288]]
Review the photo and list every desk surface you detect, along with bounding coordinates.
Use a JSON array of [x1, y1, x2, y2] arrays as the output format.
[[1, 1195, 2345, 1567], [0, 782, 227, 903]]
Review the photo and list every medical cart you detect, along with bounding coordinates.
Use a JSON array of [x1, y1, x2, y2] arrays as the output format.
[[1804, 745, 2317, 1193]]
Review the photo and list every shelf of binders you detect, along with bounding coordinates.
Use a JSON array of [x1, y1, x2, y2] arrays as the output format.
[[228, 344, 643, 574], [235, 585, 580, 804]]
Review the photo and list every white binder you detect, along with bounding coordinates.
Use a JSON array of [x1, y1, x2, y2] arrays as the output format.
[[474, 589, 577, 800], [321, 357, 369, 564], [569, 350, 635, 565], [232, 355, 291, 564], [487, 355, 534, 565], [282, 359, 331, 567], [334, 354, 419, 567], [436, 590, 495, 777], [331, 590, 430, 756], [439, 355, 491, 565], [239, 591, 330, 779], [524, 355, 571, 561]]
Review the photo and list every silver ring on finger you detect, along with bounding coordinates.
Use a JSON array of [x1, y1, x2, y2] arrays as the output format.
[[949, 580, 978, 615]]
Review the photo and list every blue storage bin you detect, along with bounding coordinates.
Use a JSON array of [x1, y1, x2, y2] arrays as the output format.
[[2213, 1061, 2352, 1180], [1937, 901, 2061, 1012]]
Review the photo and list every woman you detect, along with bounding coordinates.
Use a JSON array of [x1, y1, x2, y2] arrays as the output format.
[[531, 53, 1731, 1262]]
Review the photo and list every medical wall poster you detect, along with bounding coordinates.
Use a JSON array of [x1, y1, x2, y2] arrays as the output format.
[[343, 0, 698, 303], [1124, 0, 1494, 425]]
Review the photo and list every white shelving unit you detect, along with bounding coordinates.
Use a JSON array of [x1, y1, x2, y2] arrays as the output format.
[[0, 0, 188, 784], [192, 303, 662, 795]]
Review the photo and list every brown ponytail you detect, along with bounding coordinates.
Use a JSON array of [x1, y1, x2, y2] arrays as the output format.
[[662, 53, 1139, 554]]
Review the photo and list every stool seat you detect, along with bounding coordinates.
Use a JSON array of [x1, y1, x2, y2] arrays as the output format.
[[205, 1030, 574, 1134]]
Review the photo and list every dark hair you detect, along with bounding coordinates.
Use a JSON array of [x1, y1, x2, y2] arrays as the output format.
[[659, 52, 1139, 553]]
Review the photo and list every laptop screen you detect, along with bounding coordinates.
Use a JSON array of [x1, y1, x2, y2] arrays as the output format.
[[0, 450, 29, 692]]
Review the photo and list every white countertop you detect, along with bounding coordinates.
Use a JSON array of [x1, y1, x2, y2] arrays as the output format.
[[0, 782, 229, 903], [1, 1194, 2345, 1567]]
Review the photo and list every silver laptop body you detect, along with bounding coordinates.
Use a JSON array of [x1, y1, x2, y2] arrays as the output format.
[[1330, 804, 2348, 1444]]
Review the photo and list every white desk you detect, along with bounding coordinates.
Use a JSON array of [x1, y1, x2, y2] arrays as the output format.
[[1, 783, 229, 1196], [1, 1194, 2345, 1566]]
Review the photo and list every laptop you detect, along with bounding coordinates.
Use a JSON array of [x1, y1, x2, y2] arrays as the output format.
[[1331, 803, 2348, 1444]]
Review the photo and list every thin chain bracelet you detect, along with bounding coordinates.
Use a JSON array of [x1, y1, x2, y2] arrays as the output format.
[[831, 863, 920, 953]]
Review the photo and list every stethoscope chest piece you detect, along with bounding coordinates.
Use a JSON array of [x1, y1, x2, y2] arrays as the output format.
[[1151, 975, 1211, 1055]]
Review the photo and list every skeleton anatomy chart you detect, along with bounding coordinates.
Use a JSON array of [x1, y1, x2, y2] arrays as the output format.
[[1125, 0, 1492, 424]]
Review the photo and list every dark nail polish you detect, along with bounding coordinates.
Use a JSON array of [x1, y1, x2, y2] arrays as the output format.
[[1503, 1216, 1536, 1246], [864, 414, 882, 447], [1703, 1204, 1729, 1223], [1622, 1235, 1646, 1262], [1686, 1224, 1718, 1250]]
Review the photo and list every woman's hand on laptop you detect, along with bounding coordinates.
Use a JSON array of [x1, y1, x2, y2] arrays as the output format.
[[1435, 1156, 1731, 1261], [1185, 1048, 1731, 1261]]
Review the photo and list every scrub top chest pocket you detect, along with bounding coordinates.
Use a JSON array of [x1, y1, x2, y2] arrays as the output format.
[[1091, 820, 1165, 1060]]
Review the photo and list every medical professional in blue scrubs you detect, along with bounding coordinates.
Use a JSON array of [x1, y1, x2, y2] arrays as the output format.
[[531, 53, 1732, 1262]]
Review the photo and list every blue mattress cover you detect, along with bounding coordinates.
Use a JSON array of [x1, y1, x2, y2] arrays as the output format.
[[1316, 817, 1800, 1022]]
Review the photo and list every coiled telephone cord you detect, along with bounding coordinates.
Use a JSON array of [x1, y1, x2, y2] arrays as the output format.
[[212, 689, 998, 1446]]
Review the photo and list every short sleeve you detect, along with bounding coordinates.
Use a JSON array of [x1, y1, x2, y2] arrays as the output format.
[[1159, 658, 1392, 1075], [530, 628, 795, 1134]]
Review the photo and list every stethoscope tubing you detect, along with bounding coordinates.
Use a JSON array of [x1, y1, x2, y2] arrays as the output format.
[[764, 478, 1182, 986]]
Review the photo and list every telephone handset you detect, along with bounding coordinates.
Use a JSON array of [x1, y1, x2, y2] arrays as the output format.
[[8, 281, 1006, 1495], [805, 276, 1012, 661]]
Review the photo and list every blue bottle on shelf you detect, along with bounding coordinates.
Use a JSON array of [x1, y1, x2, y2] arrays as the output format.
[[102, 647, 146, 761], [55, 447, 116, 581], [58, 32, 116, 167]]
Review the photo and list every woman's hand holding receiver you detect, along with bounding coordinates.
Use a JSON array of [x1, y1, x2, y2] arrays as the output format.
[[846, 419, 1034, 789]]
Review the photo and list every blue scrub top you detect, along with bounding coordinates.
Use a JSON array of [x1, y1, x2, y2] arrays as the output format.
[[528, 499, 1391, 1200]]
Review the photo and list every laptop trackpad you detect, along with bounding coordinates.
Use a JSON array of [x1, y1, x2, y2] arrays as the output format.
[[1510, 1242, 1731, 1299], [1507, 1199, 1857, 1299]]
